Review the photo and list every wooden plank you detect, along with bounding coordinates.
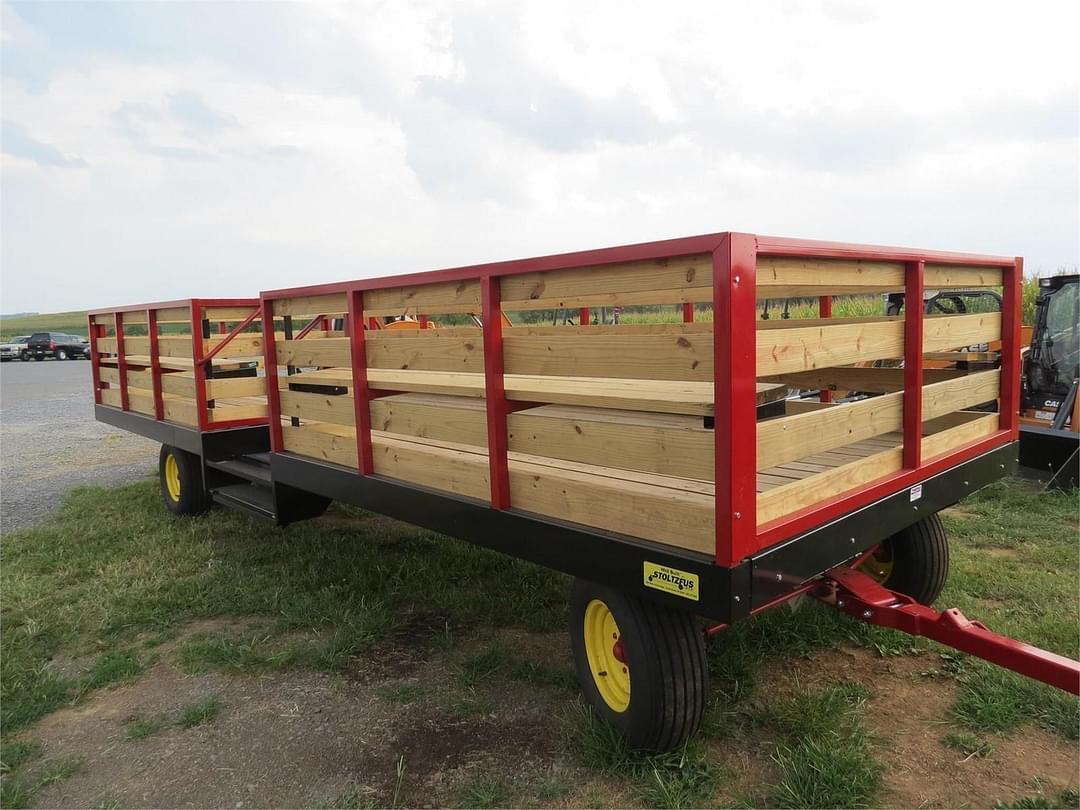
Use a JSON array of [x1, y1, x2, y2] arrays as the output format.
[[99, 366, 121, 385], [206, 334, 264, 358], [279, 389, 356, 428], [123, 336, 150, 355], [100, 388, 122, 407], [504, 332, 712, 381], [204, 306, 259, 322], [370, 393, 488, 446], [158, 335, 194, 359], [127, 388, 156, 416], [155, 306, 191, 323], [757, 258, 1002, 298], [97, 337, 118, 354], [288, 367, 785, 416], [757, 313, 1000, 376], [160, 373, 196, 398], [756, 370, 999, 470], [277, 339, 350, 368], [121, 311, 148, 325], [210, 402, 267, 421], [206, 376, 266, 399], [274, 294, 349, 318], [366, 335, 484, 372], [509, 404, 712, 480], [365, 279, 481, 315], [766, 366, 965, 393], [500, 254, 712, 310], [162, 396, 198, 427], [756, 412, 999, 524], [125, 369, 154, 390]]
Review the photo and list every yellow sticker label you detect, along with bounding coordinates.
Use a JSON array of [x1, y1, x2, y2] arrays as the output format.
[[643, 562, 700, 601]]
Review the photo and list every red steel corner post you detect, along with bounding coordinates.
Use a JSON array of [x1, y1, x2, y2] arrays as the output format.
[[113, 312, 130, 412], [347, 289, 375, 475], [260, 298, 285, 453], [481, 275, 511, 509], [713, 234, 758, 566], [818, 296, 832, 403], [683, 302, 695, 323], [189, 300, 210, 432], [902, 261, 925, 469], [999, 258, 1022, 436], [88, 315, 104, 405], [147, 308, 164, 420]]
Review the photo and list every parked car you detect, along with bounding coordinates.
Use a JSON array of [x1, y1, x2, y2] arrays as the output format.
[[0, 335, 31, 361], [26, 332, 89, 361]]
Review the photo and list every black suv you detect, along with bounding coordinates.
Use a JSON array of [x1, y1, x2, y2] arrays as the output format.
[[26, 332, 89, 361]]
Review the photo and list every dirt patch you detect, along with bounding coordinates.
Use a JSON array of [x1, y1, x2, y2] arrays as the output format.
[[757, 646, 1080, 808], [941, 506, 981, 520], [986, 547, 1021, 559]]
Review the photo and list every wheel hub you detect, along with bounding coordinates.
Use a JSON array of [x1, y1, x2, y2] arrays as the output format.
[[164, 454, 182, 502], [583, 599, 630, 713]]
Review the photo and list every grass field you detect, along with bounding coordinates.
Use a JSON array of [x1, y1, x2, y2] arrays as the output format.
[[1, 476, 1076, 808]]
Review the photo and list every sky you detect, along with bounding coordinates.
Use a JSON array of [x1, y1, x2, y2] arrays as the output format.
[[1, 0, 1077, 314]]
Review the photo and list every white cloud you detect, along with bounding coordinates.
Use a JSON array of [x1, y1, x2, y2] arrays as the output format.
[[1, 0, 1077, 314]]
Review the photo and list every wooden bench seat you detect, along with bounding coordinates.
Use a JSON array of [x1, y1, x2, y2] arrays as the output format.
[[283, 367, 787, 416]]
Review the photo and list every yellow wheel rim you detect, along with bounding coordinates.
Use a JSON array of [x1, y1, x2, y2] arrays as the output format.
[[164, 454, 182, 502], [583, 599, 630, 713], [859, 544, 893, 583]]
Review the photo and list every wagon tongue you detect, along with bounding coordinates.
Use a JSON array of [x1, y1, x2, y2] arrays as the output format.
[[818, 566, 1080, 696]]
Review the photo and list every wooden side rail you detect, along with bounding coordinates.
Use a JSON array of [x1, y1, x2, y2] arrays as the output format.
[[89, 300, 268, 431], [260, 233, 1021, 562]]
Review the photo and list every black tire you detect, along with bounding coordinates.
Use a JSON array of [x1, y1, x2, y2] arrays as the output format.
[[569, 578, 707, 752], [19, 351, 29, 362], [860, 513, 949, 605], [55, 349, 68, 360], [158, 445, 209, 516]]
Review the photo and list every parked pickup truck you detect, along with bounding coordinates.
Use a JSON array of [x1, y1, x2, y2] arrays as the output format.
[[0, 336, 31, 361], [26, 332, 89, 361]]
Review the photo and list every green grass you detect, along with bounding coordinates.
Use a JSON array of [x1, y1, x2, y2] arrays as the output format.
[[0, 755, 84, 809], [175, 695, 223, 728], [941, 730, 995, 759], [0, 739, 41, 773], [1, 476, 1076, 806], [456, 776, 515, 809], [0, 483, 568, 734], [996, 788, 1080, 809], [571, 705, 725, 809], [0, 310, 88, 340]]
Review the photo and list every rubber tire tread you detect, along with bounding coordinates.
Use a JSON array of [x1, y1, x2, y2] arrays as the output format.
[[880, 513, 949, 606], [568, 579, 706, 753], [159, 444, 209, 516]]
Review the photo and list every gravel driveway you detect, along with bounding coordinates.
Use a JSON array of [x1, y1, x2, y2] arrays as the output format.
[[0, 358, 158, 531]]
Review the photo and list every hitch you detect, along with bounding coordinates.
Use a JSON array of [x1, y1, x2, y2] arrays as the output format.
[[817, 566, 1080, 695]]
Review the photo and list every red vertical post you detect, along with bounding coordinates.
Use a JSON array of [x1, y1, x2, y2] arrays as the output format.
[[418, 314, 429, 329], [683, 302, 694, 323], [818, 295, 833, 403], [579, 307, 590, 325], [347, 289, 375, 474], [88, 315, 103, 405], [713, 233, 758, 566], [189, 300, 210, 432], [218, 321, 227, 335], [999, 258, 1022, 436], [902, 261, 925, 468], [147, 308, 164, 420], [481, 275, 511, 509], [261, 298, 284, 452], [114, 312, 130, 412], [367, 317, 379, 331]]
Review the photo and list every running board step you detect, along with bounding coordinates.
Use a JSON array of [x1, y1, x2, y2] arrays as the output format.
[[206, 457, 272, 485], [211, 483, 277, 523]]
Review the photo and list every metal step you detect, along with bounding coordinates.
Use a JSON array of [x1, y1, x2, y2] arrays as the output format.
[[211, 483, 277, 522], [206, 456, 272, 485]]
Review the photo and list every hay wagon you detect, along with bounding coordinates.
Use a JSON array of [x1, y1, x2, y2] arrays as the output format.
[[87, 232, 1079, 751]]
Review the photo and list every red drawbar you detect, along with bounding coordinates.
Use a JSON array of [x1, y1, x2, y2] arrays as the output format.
[[481, 276, 510, 509], [823, 567, 1080, 695]]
